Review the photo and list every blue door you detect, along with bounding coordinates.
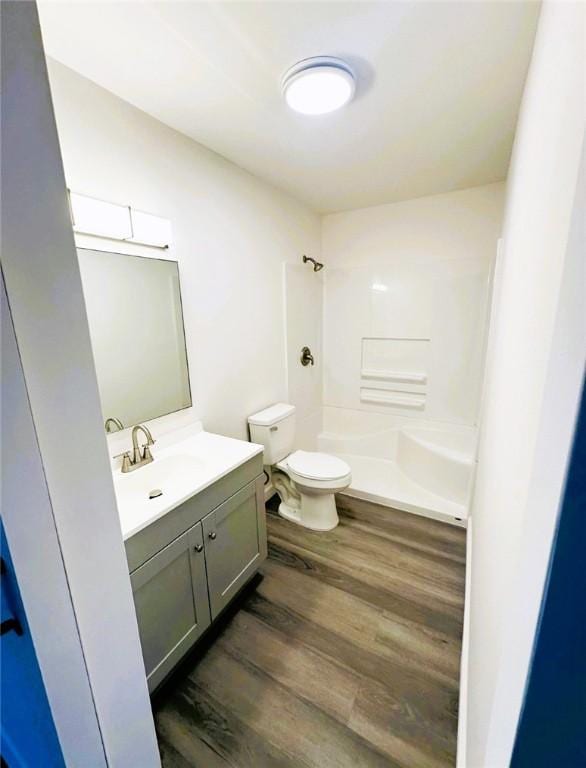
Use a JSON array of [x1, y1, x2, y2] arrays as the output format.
[[0, 523, 64, 767]]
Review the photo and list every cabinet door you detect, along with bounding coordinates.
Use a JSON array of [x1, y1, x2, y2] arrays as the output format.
[[202, 478, 266, 620], [130, 522, 211, 692]]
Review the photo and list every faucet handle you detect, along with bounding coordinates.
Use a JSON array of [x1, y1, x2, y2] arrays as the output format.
[[142, 443, 154, 462], [114, 451, 133, 473]]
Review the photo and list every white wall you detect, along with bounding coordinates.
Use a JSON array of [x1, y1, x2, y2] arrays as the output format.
[[321, 183, 505, 426], [466, 2, 586, 765], [283, 263, 323, 445], [45, 59, 321, 440]]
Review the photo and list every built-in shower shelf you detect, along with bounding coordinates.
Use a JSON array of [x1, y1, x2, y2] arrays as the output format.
[[360, 389, 426, 409], [360, 337, 429, 410], [360, 369, 427, 384]]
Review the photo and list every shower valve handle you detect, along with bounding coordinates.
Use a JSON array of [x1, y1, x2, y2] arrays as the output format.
[[300, 346, 314, 366]]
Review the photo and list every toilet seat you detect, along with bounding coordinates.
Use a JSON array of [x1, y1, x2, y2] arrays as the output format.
[[285, 450, 351, 482]]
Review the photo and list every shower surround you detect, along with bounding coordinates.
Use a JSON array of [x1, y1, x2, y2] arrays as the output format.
[[287, 183, 505, 525]]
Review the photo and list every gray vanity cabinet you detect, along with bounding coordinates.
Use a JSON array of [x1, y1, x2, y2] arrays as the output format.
[[202, 478, 267, 620], [130, 522, 211, 692], [126, 460, 266, 693]]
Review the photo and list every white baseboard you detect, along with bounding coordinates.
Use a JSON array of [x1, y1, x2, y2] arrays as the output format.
[[457, 518, 473, 768]]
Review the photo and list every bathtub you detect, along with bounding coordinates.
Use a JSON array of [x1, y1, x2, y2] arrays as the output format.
[[312, 408, 476, 525]]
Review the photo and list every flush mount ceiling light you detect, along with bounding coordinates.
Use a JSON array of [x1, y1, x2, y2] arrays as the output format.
[[282, 56, 355, 115]]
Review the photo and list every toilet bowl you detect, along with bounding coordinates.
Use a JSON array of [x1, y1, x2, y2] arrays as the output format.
[[248, 404, 351, 531], [274, 450, 351, 530]]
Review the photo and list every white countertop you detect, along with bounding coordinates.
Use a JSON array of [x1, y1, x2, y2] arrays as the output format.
[[113, 430, 263, 540]]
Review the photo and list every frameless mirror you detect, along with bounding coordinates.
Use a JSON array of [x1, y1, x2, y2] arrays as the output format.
[[77, 248, 192, 431]]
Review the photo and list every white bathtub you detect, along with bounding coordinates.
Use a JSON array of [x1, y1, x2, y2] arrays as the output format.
[[313, 408, 476, 525]]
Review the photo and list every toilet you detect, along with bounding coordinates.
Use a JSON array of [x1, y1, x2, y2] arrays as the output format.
[[248, 403, 351, 531]]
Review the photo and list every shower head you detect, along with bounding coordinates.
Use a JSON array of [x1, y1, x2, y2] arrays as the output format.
[[302, 255, 324, 272]]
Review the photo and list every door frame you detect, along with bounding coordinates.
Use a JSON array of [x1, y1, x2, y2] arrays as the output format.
[[1, 276, 106, 765], [1, 3, 160, 765], [511, 379, 586, 766]]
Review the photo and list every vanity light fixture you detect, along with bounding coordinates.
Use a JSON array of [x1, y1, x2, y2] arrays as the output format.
[[282, 56, 355, 115], [68, 190, 172, 249], [69, 191, 132, 241], [371, 283, 388, 293], [129, 209, 173, 249]]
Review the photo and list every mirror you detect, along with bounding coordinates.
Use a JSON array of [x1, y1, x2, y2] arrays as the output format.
[[78, 248, 192, 430]]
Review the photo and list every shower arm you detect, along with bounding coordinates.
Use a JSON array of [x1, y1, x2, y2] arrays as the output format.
[[302, 255, 324, 272]]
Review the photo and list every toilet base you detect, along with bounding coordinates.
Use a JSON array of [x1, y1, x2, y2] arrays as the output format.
[[271, 468, 342, 532], [277, 494, 339, 532]]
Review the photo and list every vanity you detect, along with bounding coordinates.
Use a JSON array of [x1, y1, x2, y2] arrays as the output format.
[[77, 246, 267, 693], [116, 428, 265, 692]]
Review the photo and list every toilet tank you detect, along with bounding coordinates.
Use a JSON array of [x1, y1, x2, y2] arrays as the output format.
[[248, 403, 296, 465]]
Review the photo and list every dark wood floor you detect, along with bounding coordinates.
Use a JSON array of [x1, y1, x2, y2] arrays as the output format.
[[153, 495, 467, 768]]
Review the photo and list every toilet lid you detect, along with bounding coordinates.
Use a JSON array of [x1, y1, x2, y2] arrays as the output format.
[[287, 450, 350, 481]]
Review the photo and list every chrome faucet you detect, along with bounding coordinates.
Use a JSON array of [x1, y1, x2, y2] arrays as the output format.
[[116, 424, 156, 473]]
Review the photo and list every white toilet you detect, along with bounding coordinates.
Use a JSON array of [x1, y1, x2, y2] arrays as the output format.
[[248, 403, 351, 531]]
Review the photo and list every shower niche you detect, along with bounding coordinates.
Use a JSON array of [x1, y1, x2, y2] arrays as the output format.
[[360, 336, 429, 410]]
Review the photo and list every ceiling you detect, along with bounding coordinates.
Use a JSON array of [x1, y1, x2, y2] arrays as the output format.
[[38, 1, 540, 213]]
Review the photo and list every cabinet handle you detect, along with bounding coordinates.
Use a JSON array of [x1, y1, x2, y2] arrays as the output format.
[[193, 544, 203, 553], [208, 532, 217, 540]]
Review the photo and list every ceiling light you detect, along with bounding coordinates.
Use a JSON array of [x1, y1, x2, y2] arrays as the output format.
[[282, 57, 355, 115]]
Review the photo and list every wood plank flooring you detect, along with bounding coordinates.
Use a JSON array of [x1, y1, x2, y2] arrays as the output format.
[[153, 494, 467, 768]]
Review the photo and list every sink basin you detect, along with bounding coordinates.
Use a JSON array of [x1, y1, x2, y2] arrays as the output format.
[[111, 429, 264, 540], [114, 454, 205, 508]]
